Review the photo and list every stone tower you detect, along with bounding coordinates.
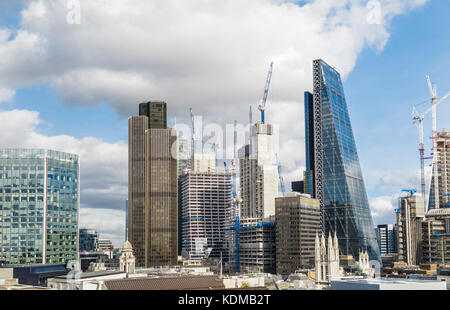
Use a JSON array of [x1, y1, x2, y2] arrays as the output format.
[[120, 240, 136, 275]]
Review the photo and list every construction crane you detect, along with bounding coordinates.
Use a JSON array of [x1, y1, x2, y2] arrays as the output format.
[[210, 141, 220, 168], [232, 120, 238, 198], [412, 90, 450, 198], [425, 75, 450, 210], [258, 62, 273, 124], [275, 153, 286, 196], [190, 107, 199, 160], [402, 189, 417, 196]]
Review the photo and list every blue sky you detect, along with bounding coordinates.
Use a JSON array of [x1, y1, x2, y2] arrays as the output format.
[[0, 0, 448, 246], [346, 0, 450, 223]]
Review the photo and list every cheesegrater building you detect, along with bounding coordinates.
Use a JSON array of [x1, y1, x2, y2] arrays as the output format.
[[304, 59, 381, 263]]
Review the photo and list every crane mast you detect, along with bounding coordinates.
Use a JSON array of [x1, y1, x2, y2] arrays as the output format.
[[425, 76, 450, 209], [413, 107, 427, 198], [427, 75, 440, 210], [258, 62, 273, 124], [275, 153, 286, 197], [412, 79, 449, 210]]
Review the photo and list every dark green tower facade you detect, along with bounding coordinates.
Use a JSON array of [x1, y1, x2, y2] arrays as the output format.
[[139, 101, 167, 129]]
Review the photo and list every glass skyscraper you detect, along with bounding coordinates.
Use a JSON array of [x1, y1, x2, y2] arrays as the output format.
[[305, 59, 381, 262], [0, 149, 79, 266]]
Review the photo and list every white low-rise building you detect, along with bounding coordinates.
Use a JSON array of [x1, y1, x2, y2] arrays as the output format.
[[222, 275, 266, 289], [47, 270, 128, 290], [330, 277, 447, 290]]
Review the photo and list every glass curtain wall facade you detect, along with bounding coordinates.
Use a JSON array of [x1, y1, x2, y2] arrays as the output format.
[[0, 149, 79, 266], [307, 59, 380, 262]]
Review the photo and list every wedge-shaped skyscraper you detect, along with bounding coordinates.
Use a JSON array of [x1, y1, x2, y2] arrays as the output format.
[[305, 59, 380, 262]]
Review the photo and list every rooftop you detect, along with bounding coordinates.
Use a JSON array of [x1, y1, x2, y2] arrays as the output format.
[[104, 275, 225, 291], [55, 270, 125, 280]]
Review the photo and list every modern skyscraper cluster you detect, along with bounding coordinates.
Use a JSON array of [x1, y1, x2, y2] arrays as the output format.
[[0, 59, 385, 278], [124, 59, 383, 274]]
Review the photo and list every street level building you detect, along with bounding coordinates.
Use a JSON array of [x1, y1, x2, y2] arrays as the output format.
[[275, 193, 321, 275], [128, 101, 178, 268], [98, 239, 113, 255], [79, 229, 99, 252], [0, 149, 79, 266], [0, 264, 70, 287], [376, 224, 397, 255], [330, 277, 446, 290]]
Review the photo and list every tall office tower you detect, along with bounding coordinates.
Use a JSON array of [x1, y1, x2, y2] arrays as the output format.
[[422, 208, 450, 264], [128, 101, 178, 268], [396, 194, 425, 265], [79, 229, 99, 252], [180, 170, 233, 260], [139, 101, 167, 129], [304, 91, 315, 197], [305, 59, 380, 262], [376, 224, 397, 255], [239, 218, 276, 274], [275, 193, 321, 275], [291, 181, 305, 194], [0, 149, 79, 266], [239, 123, 279, 221], [428, 129, 450, 210]]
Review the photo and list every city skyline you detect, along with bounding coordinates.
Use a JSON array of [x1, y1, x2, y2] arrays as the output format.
[[0, 0, 449, 247]]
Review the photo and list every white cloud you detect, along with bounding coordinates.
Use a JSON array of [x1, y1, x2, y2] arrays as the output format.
[[79, 208, 126, 247], [0, 88, 15, 103], [369, 193, 401, 224], [0, 109, 128, 246], [0, 0, 427, 181], [0, 0, 430, 240]]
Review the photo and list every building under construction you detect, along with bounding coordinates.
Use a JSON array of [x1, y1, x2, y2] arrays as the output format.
[[239, 218, 276, 274], [428, 129, 450, 210], [396, 194, 425, 265], [422, 208, 450, 264], [180, 170, 233, 261], [239, 123, 279, 221]]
